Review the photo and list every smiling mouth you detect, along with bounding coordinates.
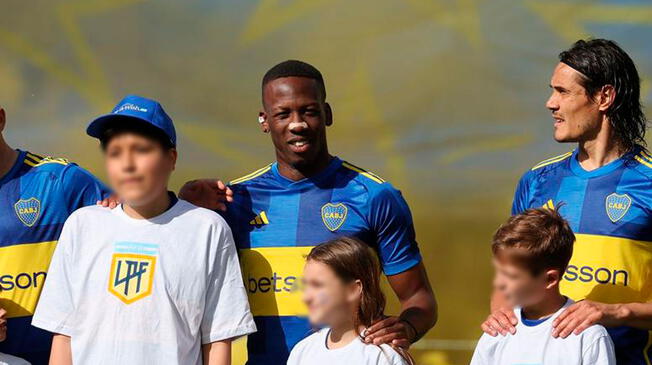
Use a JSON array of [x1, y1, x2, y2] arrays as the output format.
[[288, 139, 311, 153]]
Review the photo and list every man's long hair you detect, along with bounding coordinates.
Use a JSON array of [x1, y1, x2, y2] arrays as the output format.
[[559, 38, 647, 151]]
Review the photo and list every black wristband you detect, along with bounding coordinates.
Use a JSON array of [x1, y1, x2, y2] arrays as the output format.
[[400, 318, 420, 343]]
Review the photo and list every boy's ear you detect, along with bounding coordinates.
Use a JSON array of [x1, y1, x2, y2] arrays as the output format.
[[169, 148, 178, 171], [544, 268, 561, 289], [347, 279, 363, 302]]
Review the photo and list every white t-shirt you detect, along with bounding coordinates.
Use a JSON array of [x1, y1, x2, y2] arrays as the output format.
[[471, 299, 615, 365], [32, 200, 256, 365], [0, 353, 30, 365], [287, 328, 409, 365]]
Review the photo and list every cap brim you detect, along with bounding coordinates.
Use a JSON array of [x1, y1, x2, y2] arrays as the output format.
[[86, 114, 157, 139]]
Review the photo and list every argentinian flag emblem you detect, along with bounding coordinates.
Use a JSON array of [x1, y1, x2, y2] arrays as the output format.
[[14, 197, 41, 227], [321, 203, 348, 231], [605, 193, 631, 223]]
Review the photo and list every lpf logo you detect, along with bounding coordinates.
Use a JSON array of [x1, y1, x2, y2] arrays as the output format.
[[108, 242, 158, 304]]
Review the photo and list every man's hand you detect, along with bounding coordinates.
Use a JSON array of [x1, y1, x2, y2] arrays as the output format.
[[96, 194, 121, 209], [552, 300, 624, 338], [364, 316, 414, 349], [481, 307, 517, 336], [0, 307, 7, 342], [179, 179, 233, 211]]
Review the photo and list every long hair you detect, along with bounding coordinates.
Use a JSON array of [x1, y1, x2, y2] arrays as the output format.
[[559, 38, 648, 151], [307, 237, 415, 364]]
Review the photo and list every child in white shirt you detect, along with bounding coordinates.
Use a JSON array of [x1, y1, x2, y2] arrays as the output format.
[[287, 237, 412, 365], [471, 208, 615, 365], [32, 95, 256, 365]]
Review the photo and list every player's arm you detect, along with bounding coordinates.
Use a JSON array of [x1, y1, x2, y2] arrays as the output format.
[[202, 340, 232, 365], [362, 186, 436, 348], [50, 334, 72, 365], [553, 300, 652, 338], [364, 262, 437, 348]]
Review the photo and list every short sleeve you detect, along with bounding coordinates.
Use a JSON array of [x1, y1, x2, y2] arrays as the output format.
[[368, 184, 422, 276], [582, 333, 616, 365], [60, 164, 111, 213], [200, 223, 256, 343], [31, 215, 78, 336], [511, 170, 533, 215]]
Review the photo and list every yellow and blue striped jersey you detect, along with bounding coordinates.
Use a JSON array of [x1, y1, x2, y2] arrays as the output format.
[[224, 157, 422, 365], [513, 146, 652, 365], [0, 150, 109, 364]]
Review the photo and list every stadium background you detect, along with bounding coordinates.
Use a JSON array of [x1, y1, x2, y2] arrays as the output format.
[[2, 0, 651, 363]]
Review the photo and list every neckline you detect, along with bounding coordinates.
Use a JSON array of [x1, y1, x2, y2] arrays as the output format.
[[516, 297, 572, 332], [323, 327, 364, 352], [114, 192, 180, 225], [271, 156, 342, 189], [569, 146, 638, 178]]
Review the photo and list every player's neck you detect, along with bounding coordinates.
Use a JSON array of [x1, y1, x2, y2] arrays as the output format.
[[0, 139, 18, 179], [122, 189, 172, 220], [276, 153, 333, 181], [577, 120, 627, 171], [327, 318, 359, 350], [521, 292, 566, 321]]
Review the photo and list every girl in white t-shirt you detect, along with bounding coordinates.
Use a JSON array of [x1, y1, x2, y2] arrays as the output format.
[[287, 237, 412, 365]]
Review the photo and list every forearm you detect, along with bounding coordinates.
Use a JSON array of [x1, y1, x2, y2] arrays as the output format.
[[616, 302, 652, 329], [399, 288, 437, 340], [50, 334, 72, 365], [202, 340, 232, 365]]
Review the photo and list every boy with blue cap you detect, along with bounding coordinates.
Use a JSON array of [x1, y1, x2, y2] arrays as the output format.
[[32, 95, 256, 365]]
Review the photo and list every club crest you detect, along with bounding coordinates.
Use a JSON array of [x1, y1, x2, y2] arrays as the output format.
[[321, 203, 348, 231], [108, 242, 158, 304], [605, 193, 632, 223], [14, 197, 41, 227]]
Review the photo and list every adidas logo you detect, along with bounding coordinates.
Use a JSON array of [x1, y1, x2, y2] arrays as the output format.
[[249, 211, 269, 225]]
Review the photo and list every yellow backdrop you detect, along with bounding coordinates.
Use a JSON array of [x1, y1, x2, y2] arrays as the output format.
[[2, 0, 651, 363]]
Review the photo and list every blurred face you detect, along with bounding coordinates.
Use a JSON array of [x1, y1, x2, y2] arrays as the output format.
[[546, 63, 602, 143], [105, 133, 176, 207], [302, 260, 361, 327], [492, 256, 558, 308], [261, 77, 332, 169]]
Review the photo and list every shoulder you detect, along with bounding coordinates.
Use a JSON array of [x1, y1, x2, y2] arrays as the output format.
[[65, 205, 112, 225], [291, 328, 326, 353], [229, 163, 274, 187], [628, 148, 652, 181], [579, 323, 611, 342], [338, 159, 401, 199], [175, 200, 231, 229], [529, 151, 573, 172], [376, 344, 409, 365]]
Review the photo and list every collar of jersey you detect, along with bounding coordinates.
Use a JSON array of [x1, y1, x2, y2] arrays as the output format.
[[114, 191, 180, 225], [0, 149, 27, 186], [569, 146, 638, 179], [271, 156, 342, 189]]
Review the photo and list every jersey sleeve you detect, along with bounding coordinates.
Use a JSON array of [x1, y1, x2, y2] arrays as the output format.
[[469, 335, 491, 365], [31, 214, 78, 336], [60, 164, 111, 214], [200, 222, 256, 343], [582, 333, 616, 365], [511, 169, 534, 215], [368, 184, 422, 276]]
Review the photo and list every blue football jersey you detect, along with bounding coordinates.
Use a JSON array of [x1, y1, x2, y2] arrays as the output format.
[[224, 157, 422, 365], [513, 146, 652, 365], [0, 150, 110, 364]]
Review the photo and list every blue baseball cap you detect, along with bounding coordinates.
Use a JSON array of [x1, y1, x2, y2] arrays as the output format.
[[87, 94, 176, 147]]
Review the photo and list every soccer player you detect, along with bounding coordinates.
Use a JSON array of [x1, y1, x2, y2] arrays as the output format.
[[287, 237, 411, 365], [482, 39, 652, 364], [179, 60, 437, 364], [0, 105, 110, 364], [32, 95, 256, 364], [471, 208, 615, 365]]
